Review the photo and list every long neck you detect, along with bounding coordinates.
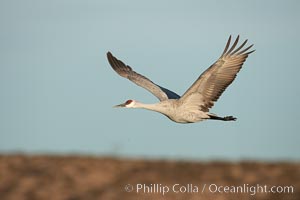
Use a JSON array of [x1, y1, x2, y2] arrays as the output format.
[[134, 101, 168, 115]]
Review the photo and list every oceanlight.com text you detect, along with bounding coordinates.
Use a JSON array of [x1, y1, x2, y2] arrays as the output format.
[[124, 183, 294, 196]]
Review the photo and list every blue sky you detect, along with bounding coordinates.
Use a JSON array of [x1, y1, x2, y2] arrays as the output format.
[[1, 0, 299, 160]]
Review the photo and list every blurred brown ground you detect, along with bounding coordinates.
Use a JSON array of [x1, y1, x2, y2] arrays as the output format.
[[0, 154, 299, 200]]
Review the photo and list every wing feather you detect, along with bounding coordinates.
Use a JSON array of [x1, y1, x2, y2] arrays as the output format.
[[107, 52, 180, 101], [180, 35, 254, 112]]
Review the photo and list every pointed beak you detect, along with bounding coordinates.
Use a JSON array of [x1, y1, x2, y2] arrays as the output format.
[[113, 103, 126, 108]]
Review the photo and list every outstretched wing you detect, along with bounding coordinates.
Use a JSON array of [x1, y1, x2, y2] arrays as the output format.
[[180, 35, 254, 112], [107, 52, 180, 101]]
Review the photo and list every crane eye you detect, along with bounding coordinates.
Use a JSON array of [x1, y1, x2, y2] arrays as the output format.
[[125, 100, 133, 105]]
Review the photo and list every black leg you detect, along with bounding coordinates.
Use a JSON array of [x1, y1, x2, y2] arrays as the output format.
[[208, 114, 237, 121]]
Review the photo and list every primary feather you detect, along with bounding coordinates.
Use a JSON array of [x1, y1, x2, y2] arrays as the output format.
[[107, 52, 180, 101]]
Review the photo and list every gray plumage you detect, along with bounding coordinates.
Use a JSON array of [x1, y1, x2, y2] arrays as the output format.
[[107, 52, 180, 101], [107, 35, 254, 123]]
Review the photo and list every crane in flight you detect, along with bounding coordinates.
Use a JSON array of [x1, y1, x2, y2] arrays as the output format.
[[107, 35, 254, 123]]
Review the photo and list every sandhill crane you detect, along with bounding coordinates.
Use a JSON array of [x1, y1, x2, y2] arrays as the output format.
[[107, 35, 254, 123]]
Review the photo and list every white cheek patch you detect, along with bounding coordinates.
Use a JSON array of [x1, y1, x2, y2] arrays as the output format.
[[125, 101, 134, 108]]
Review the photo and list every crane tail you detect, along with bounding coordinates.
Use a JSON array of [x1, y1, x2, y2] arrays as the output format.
[[208, 114, 237, 121]]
